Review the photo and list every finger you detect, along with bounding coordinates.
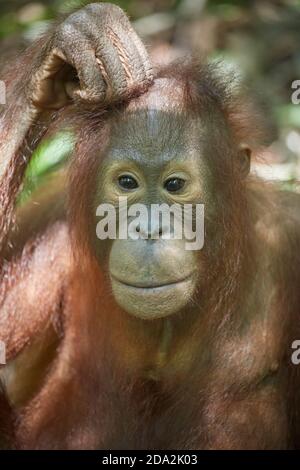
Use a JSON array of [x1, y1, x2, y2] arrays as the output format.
[[72, 9, 149, 94], [66, 14, 128, 101], [127, 29, 154, 83], [111, 12, 153, 83], [95, 37, 128, 100], [72, 48, 107, 102], [110, 24, 153, 92], [55, 23, 107, 102], [105, 24, 142, 86]]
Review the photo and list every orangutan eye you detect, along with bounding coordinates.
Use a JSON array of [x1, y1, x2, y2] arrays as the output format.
[[118, 174, 139, 191], [164, 177, 185, 193]]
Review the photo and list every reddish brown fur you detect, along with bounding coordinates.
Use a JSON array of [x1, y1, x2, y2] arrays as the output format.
[[1, 60, 300, 449]]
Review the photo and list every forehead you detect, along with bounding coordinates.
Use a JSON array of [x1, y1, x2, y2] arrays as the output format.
[[106, 79, 204, 167], [110, 111, 200, 159]]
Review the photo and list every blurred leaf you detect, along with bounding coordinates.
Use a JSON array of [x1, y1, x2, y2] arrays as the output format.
[[0, 13, 20, 38], [206, 1, 244, 18], [276, 104, 300, 128], [280, 179, 299, 192], [19, 130, 75, 204]]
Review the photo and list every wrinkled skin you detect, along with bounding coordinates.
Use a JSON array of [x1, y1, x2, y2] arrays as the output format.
[[30, 2, 153, 107]]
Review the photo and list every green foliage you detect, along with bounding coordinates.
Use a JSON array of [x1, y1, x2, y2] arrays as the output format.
[[19, 131, 75, 204], [277, 105, 300, 128]]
